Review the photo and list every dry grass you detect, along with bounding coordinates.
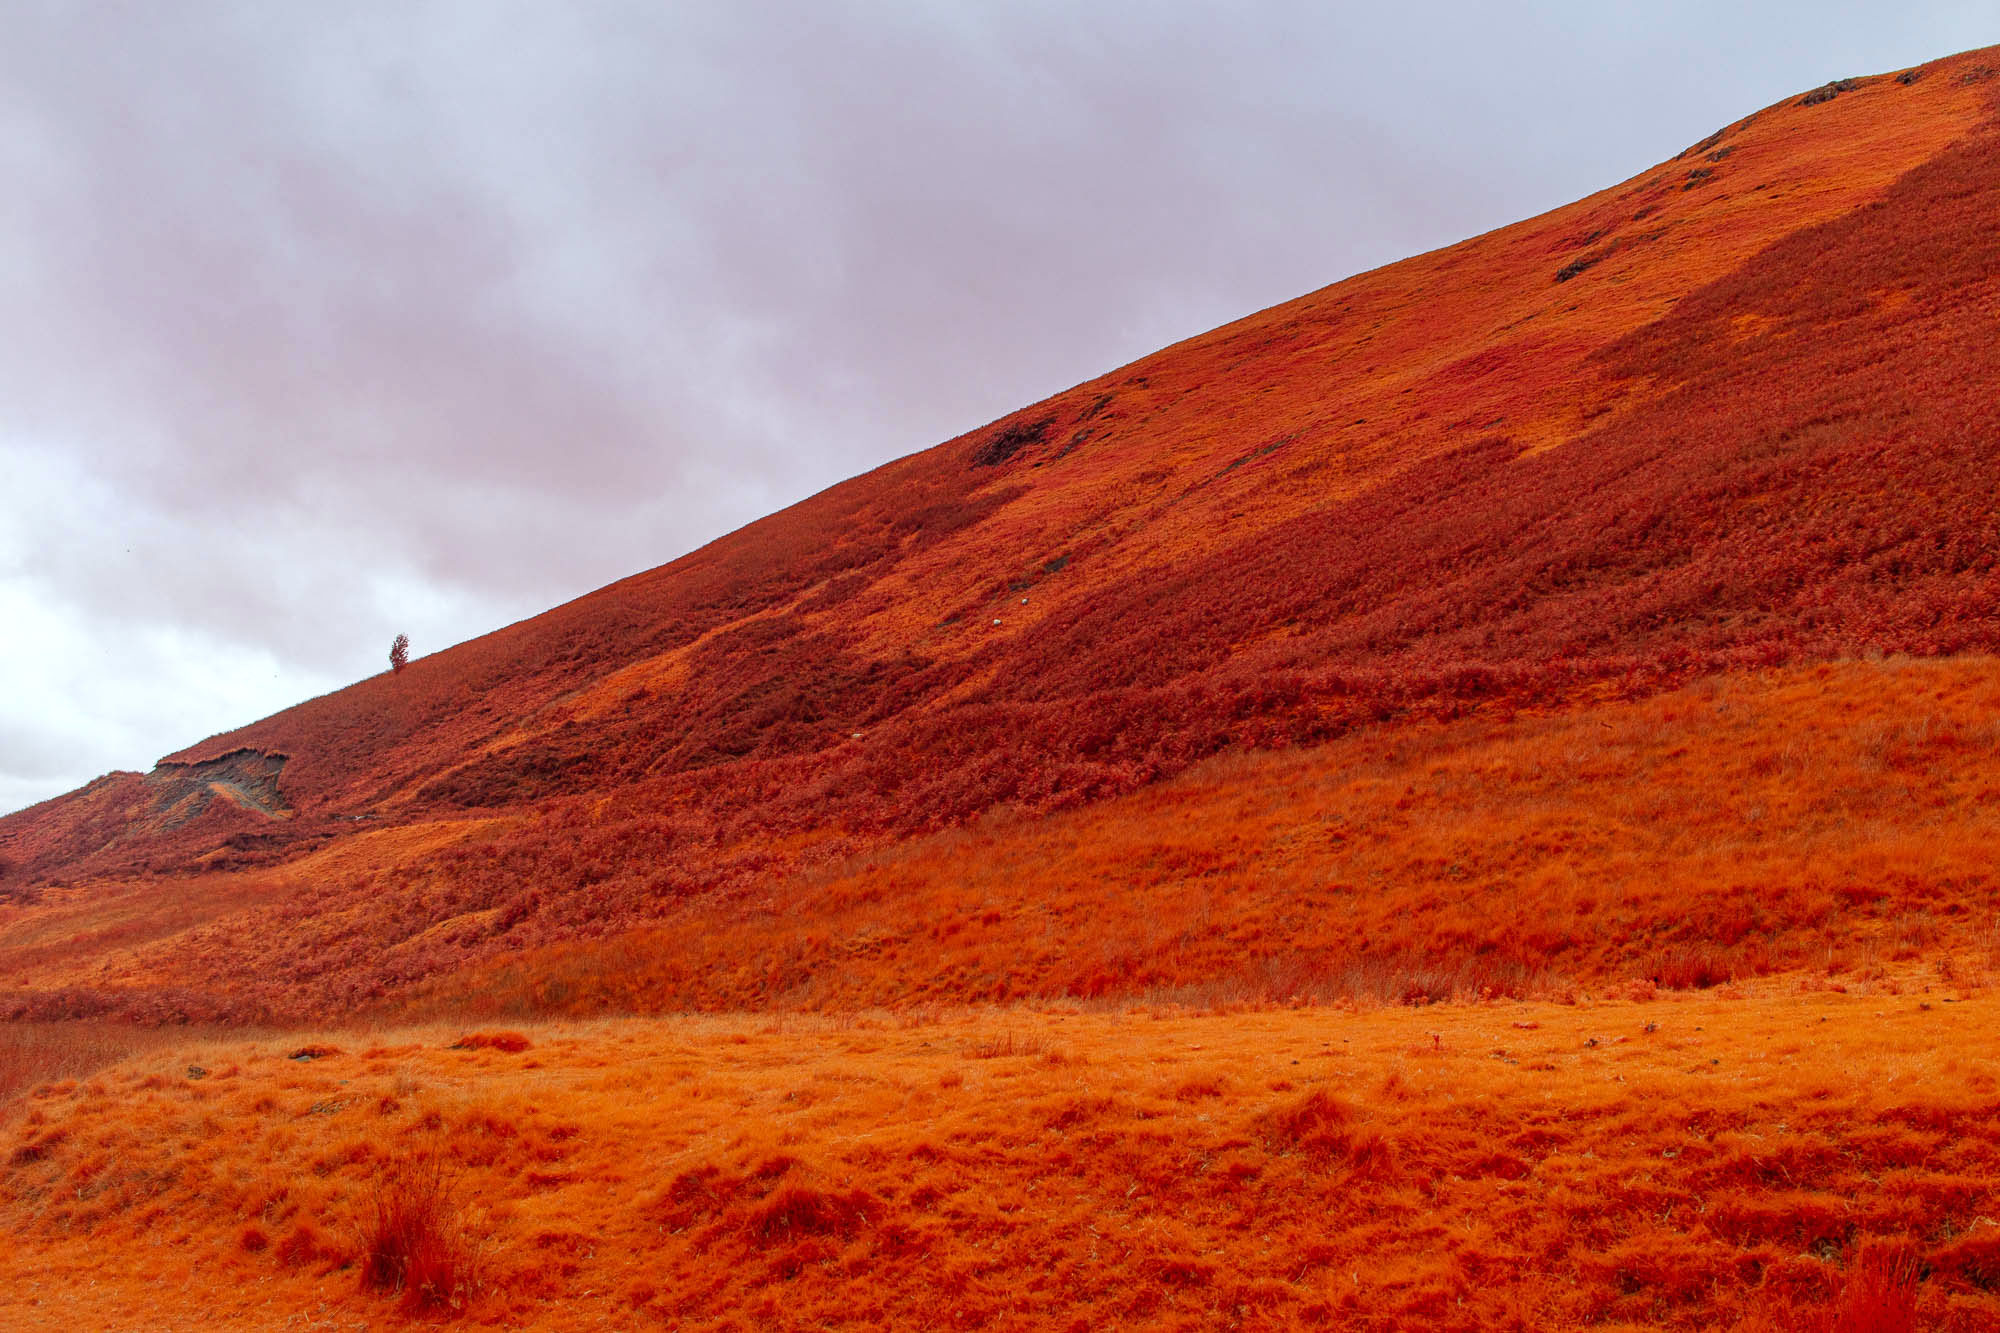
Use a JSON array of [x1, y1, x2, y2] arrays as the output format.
[[424, 658, 2000, 1017], [448, 1030, 531, 1054], [0, 1022, 198, 1112], [358, 1144, 482, 1314], [1824, 1239, 1923, 1333], [3, 994, 2000, 1329]]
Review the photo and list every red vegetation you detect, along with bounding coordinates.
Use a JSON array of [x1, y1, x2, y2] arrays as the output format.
[[359, 1147, 480, 1315], [449, 1030, 531, 1053], [269, 657, 2000, 1022], [1827, 1239, 1922, 1333], [4, 1000, 2000, 1330]]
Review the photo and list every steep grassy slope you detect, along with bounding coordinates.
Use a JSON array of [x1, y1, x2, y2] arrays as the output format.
[[3, 49, 1999, 1021]]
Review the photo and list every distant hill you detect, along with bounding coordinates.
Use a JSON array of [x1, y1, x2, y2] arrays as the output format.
[[5, 47, 1998, 1022]]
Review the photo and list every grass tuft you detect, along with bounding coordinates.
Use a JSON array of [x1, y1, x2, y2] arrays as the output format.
[[1826, 1239, 1922, 1333], [358, 1147, 481, 1315]]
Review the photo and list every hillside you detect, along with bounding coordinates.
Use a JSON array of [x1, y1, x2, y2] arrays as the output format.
[[9, 44, 2000, 1333], [1, 48, 1997, 1025]]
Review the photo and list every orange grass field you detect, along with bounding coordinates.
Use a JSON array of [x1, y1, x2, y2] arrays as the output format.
[[7, 46, 2000, 1330], [6, 990, 2000, 1331]]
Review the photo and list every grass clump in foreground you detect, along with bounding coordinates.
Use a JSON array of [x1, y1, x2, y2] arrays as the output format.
[[359, 1144, 482, 1315]]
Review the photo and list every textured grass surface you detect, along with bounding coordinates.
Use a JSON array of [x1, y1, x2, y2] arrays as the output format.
[[7, 656, 1998, 1023], [4, 993, 2000, 1330]]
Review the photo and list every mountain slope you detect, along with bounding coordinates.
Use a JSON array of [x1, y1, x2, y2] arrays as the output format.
[[3, 49, 1999, 1021]]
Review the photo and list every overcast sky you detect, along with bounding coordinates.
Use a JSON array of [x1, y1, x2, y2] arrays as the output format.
[[1, 3, 1990, 814]]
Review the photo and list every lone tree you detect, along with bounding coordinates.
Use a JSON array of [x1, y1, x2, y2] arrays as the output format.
[[389, 633, 410, 674]]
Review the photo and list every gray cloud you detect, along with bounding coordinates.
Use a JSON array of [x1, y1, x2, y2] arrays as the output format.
[[1, 1, 1990, 812]]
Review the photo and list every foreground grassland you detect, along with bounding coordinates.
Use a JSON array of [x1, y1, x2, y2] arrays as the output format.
[[4, 987, 1998, 1331]]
